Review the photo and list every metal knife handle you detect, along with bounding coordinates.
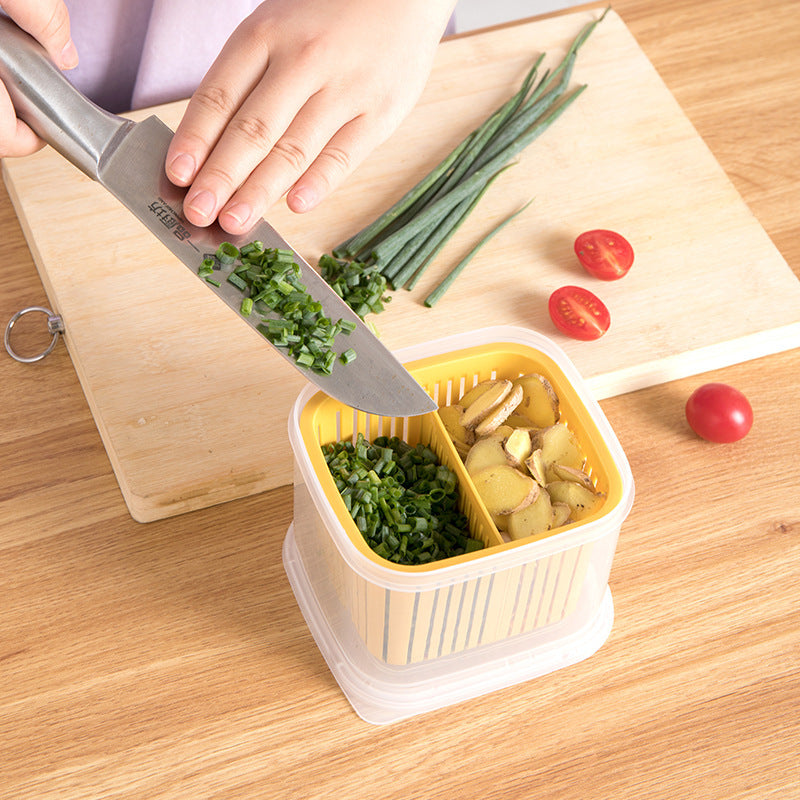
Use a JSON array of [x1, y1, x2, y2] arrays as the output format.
[[0, 15, 131, 180]]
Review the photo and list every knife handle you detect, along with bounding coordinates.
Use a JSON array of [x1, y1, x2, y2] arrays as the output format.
[[0, 15, 131, 180]]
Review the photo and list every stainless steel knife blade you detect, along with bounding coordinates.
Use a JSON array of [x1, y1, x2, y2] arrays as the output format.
[[0, 16, 436, 417]]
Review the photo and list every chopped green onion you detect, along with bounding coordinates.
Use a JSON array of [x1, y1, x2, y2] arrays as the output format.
[[296, 352, 315, 367], [216, 242, 239, 264], [198, 258, 215, 278], [318, 254, 390, 319], [226, 272, 248, 292], [322, 433, 484, 565], [240, 241, 264, 257], [204, 241, 359, 374]]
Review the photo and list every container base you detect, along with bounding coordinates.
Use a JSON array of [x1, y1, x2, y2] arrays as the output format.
[[283, 523, 615, 725]]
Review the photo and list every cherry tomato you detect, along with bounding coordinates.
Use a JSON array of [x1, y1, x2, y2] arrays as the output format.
[[548, 285, 610, 341], [574, 229, 634, 280], [685, 383, 753, 443]]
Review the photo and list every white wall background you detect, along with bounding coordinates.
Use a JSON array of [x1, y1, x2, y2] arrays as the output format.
[[452, 0, 580, 33]]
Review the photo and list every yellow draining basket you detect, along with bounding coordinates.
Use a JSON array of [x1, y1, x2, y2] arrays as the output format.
[[284, 326, 634, 724]]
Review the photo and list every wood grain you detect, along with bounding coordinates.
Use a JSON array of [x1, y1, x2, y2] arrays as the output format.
[[0, 2, 798, 798], [3, 8, 799, 521]]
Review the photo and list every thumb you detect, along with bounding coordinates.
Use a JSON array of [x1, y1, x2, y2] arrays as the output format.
[[1, 0, 78, 69]]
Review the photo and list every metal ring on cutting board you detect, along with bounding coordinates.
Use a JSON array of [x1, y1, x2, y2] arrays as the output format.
[[4, 306, 64, 363]]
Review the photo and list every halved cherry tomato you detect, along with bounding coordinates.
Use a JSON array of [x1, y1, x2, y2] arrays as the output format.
[[574, 229, 634, 280], [548, 285, 610, 341], [685, 383, 753, 443]]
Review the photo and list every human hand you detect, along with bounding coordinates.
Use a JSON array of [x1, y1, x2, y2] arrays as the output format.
[[166, 0, 456, 234], [0, 0, 78, 157]]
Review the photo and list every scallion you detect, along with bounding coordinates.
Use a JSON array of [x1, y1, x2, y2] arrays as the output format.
[[318, 10, 608, 312], [424, 198, 534, 307], [323, 432, 484, 565], [216, 242, 239, 264], [204, 241, 359, 374]]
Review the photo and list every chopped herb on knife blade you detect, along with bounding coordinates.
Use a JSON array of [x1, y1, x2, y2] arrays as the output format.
[[199, 241, 357, 375]]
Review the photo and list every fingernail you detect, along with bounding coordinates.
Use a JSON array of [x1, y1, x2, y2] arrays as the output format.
[[168, 152, 196, 184], [221, 202, 253, 231], [290, 187, 316, 213], [60, 40, 79, 70], [185, 190, 216, 222]]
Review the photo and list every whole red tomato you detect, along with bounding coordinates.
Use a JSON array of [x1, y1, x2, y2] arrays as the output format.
[[685, 383, 753, 442]]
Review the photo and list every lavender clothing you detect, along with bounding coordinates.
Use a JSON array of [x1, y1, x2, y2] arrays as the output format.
[[64, 0, 262, 112]]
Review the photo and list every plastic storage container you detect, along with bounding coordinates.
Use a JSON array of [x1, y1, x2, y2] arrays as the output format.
[[283, 326, 634, 724]]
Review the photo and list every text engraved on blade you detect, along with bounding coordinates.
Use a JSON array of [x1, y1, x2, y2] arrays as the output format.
[[147, 197, 191, 242]]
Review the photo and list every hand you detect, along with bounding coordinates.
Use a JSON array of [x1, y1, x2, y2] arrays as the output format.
[[166, 0, 456, 234], [0, 0, 78, 157]]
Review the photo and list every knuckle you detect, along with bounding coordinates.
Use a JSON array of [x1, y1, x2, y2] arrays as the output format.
[[199, 162, 240, 191], [270, 136, 311, 173], [39, 4, 71, 45], [319, 144, 352, 175], [292, 34, 329, 69], [311, 145, 353, 191], [229, 114, 276, 151], [191, 84, 239, 118]]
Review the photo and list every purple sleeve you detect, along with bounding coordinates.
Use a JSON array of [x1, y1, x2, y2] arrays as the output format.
[[131, 0, 262, 110], [64, 0, 259, 112]]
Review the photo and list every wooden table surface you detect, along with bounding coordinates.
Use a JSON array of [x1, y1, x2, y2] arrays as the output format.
[[1, 1, 797, 798]]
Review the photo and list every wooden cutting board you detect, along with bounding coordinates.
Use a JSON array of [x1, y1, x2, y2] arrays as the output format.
[[4, 9, 799, 522]]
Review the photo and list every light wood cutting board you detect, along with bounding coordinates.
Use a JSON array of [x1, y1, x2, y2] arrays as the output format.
[[4, 9, 799, 522]]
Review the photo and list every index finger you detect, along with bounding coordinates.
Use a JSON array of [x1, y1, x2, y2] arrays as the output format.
[[1, 0, 78, 68], [164, 20, 273, 188]]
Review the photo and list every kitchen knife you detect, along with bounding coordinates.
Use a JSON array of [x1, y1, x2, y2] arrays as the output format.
[[0, 16, 436, 417]]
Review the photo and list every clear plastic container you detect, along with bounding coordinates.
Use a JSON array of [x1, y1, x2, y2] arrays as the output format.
[[283, 326, 634, 724]]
